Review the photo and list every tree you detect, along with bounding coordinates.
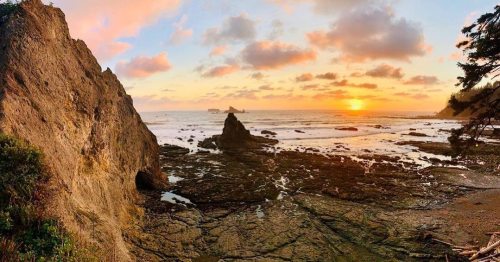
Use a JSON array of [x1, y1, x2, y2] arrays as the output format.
[[449, 5, 500, 155]]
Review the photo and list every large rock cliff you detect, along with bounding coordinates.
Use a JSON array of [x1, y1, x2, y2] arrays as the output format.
[[0, 0, 166, 259]]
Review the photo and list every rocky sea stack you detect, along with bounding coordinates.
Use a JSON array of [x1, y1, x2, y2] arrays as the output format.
[[0, 0, 166, 259], [199, 113, 278, 150]]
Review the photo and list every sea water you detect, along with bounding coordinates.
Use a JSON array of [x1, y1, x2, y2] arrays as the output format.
[[140, 110, 461, 154]]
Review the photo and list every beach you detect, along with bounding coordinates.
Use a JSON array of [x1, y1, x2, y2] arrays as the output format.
[[128, 111, 500, 261]]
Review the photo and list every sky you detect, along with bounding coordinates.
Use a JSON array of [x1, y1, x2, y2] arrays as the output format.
[[43, 0, 499, 112]]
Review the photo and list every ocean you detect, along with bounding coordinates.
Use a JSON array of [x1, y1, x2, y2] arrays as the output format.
[[140, 110, 463, 168]]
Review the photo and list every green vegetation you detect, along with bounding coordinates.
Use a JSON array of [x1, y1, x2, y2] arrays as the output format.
[[450, 4, 500, 155], [0, 1, 20, 18], [0, 134, 83, 261]]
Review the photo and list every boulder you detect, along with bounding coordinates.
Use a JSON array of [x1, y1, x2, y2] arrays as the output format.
[[199, 113, 277, 150], [261, 130, 277, 136]]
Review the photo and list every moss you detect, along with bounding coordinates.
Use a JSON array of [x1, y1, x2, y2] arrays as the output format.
[[0, 134, 92, 261]]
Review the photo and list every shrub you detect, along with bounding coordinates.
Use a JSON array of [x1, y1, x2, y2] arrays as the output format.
[[0, 134, 84, 261], [0, 1, 19, 18]]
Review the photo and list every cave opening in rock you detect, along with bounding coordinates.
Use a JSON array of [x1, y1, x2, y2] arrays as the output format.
[[135, 171, 151, 190]]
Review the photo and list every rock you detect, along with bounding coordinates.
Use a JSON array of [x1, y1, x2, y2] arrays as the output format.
[[410, 128, 417, 131], [261, 130, 277, 136], [199, 113, 277, 150], [0, 1, 166, 259], [160, 144, 190, 157], [494, 128, 500, 136], [224, 106, 245, 113], [336, 127, 358, 131], [407, 132, 429, 137], [295, 130, 305, 133]]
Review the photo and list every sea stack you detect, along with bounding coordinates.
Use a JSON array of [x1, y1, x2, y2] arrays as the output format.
[[0, 0, 166, 260], [199, 113, 278, 150]]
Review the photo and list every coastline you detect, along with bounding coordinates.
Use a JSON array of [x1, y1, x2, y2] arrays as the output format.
[[128, 115, 500, 261]]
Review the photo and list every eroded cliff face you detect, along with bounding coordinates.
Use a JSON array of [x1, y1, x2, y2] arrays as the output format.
[[0, 0, 166, 259]]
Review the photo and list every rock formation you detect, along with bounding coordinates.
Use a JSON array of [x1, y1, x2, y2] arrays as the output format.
[[0, 1, 166, 260], [224, 106, 245, 113], [199, 113, 277, 150]]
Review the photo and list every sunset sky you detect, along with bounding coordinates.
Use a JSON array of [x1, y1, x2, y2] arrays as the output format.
[[45, 0, 498, 112]]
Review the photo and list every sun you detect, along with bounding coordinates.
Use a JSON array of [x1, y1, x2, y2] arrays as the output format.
[[348, 99, 364, 111]]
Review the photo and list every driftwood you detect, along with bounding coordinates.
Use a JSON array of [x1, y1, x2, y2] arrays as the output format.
[[439, 233, 500, 261], [470, 240, 500, 260]]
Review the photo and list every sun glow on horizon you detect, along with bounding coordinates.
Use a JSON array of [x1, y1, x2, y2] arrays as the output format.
[[348, 99, 364, 111]]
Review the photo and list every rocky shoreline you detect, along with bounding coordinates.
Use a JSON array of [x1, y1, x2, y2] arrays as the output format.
[[128, 114, 500, 261]]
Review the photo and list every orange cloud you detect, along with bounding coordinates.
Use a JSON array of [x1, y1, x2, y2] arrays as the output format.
[[394, 92, 430, 99], [316, 72, 337, 80], [308, 7, 429, 62], [202, 64, 240, 78], [296, 73, 314, 82], [116, 53, 172, 78], [330, 80, 378, 89], [51, 0, 182, 60], [365, 64, 404, 79], [241, 41, 317, 70]]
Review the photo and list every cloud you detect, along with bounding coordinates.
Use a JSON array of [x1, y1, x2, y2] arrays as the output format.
[[365, 64, 404, 79], [269, 19, 285, 39], [394, 92, 430, 99], [116, 53, 172, 78], [225, 89, 259, 100], [210, 45, 228, 56], [202, 64, 240, 78], [250, 72, 266, 80], [302, 84, 320, 90], [316, 72, 337, 80], [131, 95, 178, 111], [258, 85, 274, 91], [241, 41, 317, 70], [296, 73, 314, 82], [204, 14, 256, 45], [263, 94, 305, 100], [169, 15, 193, 45], [313, 89, 351, 99], [330, 80, 378, 89], [50, 0, 182, 60], [269, 0, 373, 14], [307, 7, 430, 62], [403, 75, 439, 85]]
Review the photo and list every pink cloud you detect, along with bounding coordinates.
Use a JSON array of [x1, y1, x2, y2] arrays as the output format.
[[169, 15, 193, 45], [241, 41, 317, 70], [50, 0, 182, 60], [403, 75, 439, 85], [116, 53, 172, 78], [210, 45, 228, 56], [269, 0, 371, 14], [202, 64, 240, 78], [307, 7, 430, 62]]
